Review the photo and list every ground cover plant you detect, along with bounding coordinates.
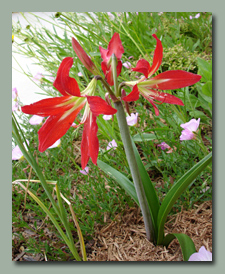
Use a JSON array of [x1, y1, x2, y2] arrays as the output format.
[[12, 12, 212, 261]]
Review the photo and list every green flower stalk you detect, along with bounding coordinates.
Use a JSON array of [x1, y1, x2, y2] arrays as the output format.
[[111, 54, 155, 242]]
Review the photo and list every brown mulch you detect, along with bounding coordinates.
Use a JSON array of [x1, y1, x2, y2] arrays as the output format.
[[12, 200, 212, 261], [86, 200, 212, 261]]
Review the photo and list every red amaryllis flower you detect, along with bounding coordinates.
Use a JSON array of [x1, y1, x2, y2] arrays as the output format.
[[99, 33, 124, 86], [21, 57, 117, 169], [72, 37, 100, 76], [122, 34, 202, 116]]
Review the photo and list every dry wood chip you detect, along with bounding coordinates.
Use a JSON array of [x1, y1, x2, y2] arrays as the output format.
[[87, 201, 212, 261]]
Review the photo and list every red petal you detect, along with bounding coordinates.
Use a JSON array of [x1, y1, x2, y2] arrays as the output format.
[[99, 46, 109, 63], [21, 96, 75, 117], [81, 114, 99, 169], [121, 89, 131, 115], [53, 57, 81, 96], [148, 34, 163, 77], [107, 33, 124, 60], [72, 37, 98, 75], [117, 61, 122, 76], [105, 66, 114, 86], [149, 90, 184, 105], [38, 102, 84, 152], [149, 99, 160, 116], [105, 61, 123, 86], [86, 96, 117, 116], [122, 85, 140, 102], [142, 94, 160, 116], [149, 70, 202, 90], [132, 59, 151, 78]]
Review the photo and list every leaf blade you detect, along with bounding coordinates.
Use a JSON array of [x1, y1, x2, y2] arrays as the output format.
[[157, 152, 212, 244], [97, 159, 139, 205], [162, 233, 196, 261]]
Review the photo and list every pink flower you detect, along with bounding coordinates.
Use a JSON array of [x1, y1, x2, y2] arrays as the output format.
[[188, 246, 212, 261], [190, 13, 200, 20], [180, 118, 200, 141], [103, 114, 112, 121], [12, 140, 29, 160], [126, 113, 138, 126], [107, 139, 117, 151], [107, 12, 115, 20], [29, 115, 44, 125], [157, 142, 170, 150], [33, 72, 43, 82], [157, 142, 174, 153], [12, 101, 19, 112], [78, 72, 83, 77], [123, 61, 132, 69], [80, 166, 90, 175], [12, 87, 18, 100], [48, 139, 61, 149], [12, 87, 19, 112]]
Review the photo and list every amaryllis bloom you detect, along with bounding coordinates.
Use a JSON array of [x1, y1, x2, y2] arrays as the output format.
[[21, 57, 117, 169], [72, 37, 99, 76], [122, 34, 202, 116], [126, 113, 138, 126], [80, 166, 90, 175], [12, 140, 29, 160], [180, 118, 200, 141], [99, 33, 124, 86], [107, 139, 117, 151], [29, 115, 44, 125], [188, 246, 212, 261]]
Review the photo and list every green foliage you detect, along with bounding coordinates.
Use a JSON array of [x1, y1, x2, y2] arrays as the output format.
[[162, 44, 210, 73]]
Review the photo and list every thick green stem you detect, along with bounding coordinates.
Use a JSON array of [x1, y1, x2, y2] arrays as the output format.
[[111, 54, 154, 242], [114, 101, 154, 242], [95, 75, 118, 101]]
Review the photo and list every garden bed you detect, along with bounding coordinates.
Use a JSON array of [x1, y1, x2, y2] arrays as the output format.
[[12, 200, 212, 261]]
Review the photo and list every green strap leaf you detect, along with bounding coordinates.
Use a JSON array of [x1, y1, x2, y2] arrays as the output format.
[[131, 139, 160, 238], [97, 159, 139, 205], [132, 133, 156, 142], [157, 152, 212, 244], [162, 233, 196, 261]]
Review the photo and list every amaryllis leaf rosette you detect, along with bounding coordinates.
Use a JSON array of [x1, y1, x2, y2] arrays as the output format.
[[22, 57, 117, 169], [122, 34, 202, 116]]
